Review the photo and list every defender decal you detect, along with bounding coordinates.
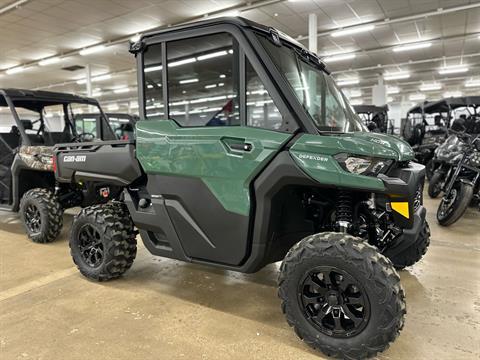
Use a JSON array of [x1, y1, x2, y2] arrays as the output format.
[[297, 153, 329, 162]]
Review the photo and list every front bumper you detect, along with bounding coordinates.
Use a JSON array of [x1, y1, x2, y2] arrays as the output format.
[[382, 205, 427, 259], [377, 161, 426, 229]]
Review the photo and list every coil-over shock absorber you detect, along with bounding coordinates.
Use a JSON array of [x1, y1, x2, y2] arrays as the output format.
[[336, 191, 353, 233]]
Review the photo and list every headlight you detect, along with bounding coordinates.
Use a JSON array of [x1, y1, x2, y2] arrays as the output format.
[[335, 153, 393, 176]]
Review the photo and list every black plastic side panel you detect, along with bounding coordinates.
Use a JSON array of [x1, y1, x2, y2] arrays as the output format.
[[123, 190, 189, 262], [146, 175, 250, 266], [55, 141, 142, 186], [190, 151, 321, 273]]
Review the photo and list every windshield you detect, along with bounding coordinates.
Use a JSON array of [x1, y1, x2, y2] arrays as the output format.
[[257, 35, 366, 133]]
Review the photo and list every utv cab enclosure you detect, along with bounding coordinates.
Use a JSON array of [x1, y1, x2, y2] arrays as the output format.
[[55, 18, 430, 359], [0, 88, 116, 243]]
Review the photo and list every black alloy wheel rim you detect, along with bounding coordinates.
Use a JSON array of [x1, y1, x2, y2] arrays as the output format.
[[298, 266, 370, 338], [78, 224, 104, 268], [25, 204, 41, 234]]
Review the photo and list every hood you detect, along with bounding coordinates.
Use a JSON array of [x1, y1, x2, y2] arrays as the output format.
[[291, 132, 415, 162]]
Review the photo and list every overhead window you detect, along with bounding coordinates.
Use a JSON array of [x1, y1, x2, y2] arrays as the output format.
[[166, 33, 240, 127]]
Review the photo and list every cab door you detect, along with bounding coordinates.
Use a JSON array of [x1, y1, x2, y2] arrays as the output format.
[[137, 29, 297, 265]]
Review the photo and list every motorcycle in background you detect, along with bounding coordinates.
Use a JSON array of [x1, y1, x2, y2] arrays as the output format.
[[437, 135, 480, 226], [428, 133, 467, 198]]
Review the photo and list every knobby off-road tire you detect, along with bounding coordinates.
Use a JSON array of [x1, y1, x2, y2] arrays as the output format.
[[70, 203, 137, 281], [428, 171, 445, 198], [387, 222, 431, 270], [20, 188, 63, 243], [278, 232, 405, 360], [437, 182, 474, 226]]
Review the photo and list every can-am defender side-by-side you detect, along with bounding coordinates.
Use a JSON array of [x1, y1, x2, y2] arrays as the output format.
[[0, 89, 117, 243], [54, 18, 430, 359]]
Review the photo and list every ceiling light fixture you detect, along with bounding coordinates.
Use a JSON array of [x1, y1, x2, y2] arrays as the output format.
[[336, 78, 360, 86], [465, 80, 480, 87], [443, 91, 462, 98], [323, 53, 356, 63], [79, 44, 107, 56], [130, 34, 141, 42], [409, 93, 426, 101], [5, 66, 25, 75], [386, 86, 400, 94], [145, 65, 163, 73], [331, 24, 375, 38], [384, 72, 410, 81], [419, 83, 442, 91], [179, 78, 199, 84], [169, 57, 196, 67], [76, 73, 112, 84], [113, 87, 130, 94], [438, 66, 469, 74], [197, 50, 228, 61], [350, 99, 364, 105], [38, 57, 61, 66], [392, 42, 432, 52]]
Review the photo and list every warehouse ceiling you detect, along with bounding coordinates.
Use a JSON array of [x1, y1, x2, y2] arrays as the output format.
[[0, 0, 479, 112]]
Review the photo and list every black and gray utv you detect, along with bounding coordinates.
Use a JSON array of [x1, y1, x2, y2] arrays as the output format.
[[0, 89, 117, 243]]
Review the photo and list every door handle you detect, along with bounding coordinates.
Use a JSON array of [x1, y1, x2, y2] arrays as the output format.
[[229, 142, 253, 152]]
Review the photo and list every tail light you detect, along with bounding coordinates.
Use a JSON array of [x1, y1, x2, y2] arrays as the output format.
[[52, 155, 57, 173]]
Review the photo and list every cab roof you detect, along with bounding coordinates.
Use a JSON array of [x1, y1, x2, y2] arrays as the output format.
[[134, 16, 325, 70], [0, 88, 98, 108]]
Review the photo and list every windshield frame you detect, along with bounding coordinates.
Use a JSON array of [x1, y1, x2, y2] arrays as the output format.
[[254, 31, 367, 133]]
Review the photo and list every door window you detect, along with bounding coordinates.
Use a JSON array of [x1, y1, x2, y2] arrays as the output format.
[[166, 33, 239, 127], [246, 58, 285, 131], [144, 43, 164, 119]]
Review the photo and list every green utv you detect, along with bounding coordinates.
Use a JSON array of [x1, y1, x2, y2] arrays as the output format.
[[54, 18, 430, 359]]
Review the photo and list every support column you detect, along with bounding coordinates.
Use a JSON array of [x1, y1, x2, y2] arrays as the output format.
[[372, 77, 387, 106], [85, 64, 92, 97], [308, 13, 318, 53]]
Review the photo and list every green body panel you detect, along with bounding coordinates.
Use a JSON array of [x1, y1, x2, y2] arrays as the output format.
[[290, 132, 415, 192], [136, 120, 292, 215]]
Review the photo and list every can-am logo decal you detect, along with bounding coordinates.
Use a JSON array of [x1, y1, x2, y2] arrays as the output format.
[[63, 155, 86, 163], [298, 153, 328, 162]]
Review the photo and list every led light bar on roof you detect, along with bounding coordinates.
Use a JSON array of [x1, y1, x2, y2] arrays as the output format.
[[331, 24, 375, 38]]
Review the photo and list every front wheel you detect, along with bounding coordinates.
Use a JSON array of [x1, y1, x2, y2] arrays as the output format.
[[278, 233, 405, 359], [428, 171, 446, 198], [20, 188, 63, 243], [437, 181, 474, 226], [425, 159, 435, 180]]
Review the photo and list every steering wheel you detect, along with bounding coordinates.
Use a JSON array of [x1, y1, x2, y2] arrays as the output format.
[[77, 132, 95, 142]]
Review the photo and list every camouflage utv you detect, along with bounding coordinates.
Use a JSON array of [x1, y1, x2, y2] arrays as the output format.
[[0, 89, 117, 243]]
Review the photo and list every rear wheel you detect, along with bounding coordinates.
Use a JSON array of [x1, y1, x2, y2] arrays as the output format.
[[20, 188, 63, 243], [70, 203, 137, 281], [437, 182, 474, 226], [278, 232, 405, 359]]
